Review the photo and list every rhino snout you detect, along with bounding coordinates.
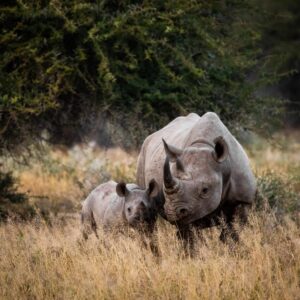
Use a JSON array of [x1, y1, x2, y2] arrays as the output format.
[[134, 214, 143, 222], [164, 204, 190, 222], [176, 207, 189, 219]]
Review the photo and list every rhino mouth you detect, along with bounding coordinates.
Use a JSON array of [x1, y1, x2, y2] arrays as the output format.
[[166, 215, 192, 226], [164, 207, 193, 225], [164, 212, 178, 223]]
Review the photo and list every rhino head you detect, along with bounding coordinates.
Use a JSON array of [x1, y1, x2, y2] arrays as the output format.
[[162, 137, 231, 224], [116, 179, 159, 228]]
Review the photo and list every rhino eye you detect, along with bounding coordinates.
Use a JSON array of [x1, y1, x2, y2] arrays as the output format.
[[127, 207, 131, 213], [202, 187, 209, 195]]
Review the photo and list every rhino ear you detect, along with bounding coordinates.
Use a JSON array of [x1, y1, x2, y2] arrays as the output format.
[[162, 139, 183, 162], [147, 179, 159, 198], [212, 136, 228, 163], [116, 182, 129, 197]]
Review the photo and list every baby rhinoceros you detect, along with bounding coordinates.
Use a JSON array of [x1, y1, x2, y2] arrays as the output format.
[[81, 179, 159, 239]]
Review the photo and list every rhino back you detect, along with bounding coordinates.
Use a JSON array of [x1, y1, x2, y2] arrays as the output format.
[[83, 181, 119, 225], [102, 195, 125, 227]]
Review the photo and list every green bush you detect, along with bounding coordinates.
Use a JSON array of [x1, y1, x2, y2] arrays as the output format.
[[0, 0, 283, 150], [256, 171, 299, 216], [260, 0, 300, 126], [0, 171, 35, 221]]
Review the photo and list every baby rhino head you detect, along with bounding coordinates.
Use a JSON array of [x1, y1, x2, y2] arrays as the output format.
[[116, 179, 159, 229]]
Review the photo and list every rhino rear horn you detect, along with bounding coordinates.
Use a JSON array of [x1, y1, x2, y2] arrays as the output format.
[[162, 139, 183, 162], [212, 136, 228, 163]]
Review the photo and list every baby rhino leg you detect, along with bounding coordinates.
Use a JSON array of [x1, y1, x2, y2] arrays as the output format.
[[81, 211, 99, 240]]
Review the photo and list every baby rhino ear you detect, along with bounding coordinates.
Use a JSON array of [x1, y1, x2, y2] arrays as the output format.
[[116, 182, 129, 197], [147, 179, 159, 198]]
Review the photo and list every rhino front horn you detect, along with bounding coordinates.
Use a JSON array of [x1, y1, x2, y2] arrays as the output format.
[[163, 155, 179, 190]]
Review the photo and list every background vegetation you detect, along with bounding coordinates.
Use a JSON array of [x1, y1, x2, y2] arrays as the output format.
[[0, 0, 287, 152], [0, 1, 299, 299], [260, 0, 300, 127]]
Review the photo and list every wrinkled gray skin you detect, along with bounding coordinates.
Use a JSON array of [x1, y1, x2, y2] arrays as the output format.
[[81, 179, 158, 239], [137, 112, 256, 247]]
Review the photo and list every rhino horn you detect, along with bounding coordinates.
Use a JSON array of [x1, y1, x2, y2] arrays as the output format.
[[162, 139, 183, 162], [163, 155, 179, 190]]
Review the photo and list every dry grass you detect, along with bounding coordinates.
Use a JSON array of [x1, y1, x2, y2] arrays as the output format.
[[0, 213, 299, 300], [248, 130, 300, 176], [0, 132, 299, 299]]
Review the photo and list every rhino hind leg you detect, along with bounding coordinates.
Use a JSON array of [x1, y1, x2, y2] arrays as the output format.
[[90, 211, 99, 239], [81, 212, 91, 240], [81, 211, 99, 240]]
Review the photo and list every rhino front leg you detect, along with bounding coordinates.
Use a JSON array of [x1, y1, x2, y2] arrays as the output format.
[[219, 202, 251, 243], [139, 225, 161, 257], [142, 234, 160, 257], [177, 225, 195, 256], [148, 228, 160, 257]]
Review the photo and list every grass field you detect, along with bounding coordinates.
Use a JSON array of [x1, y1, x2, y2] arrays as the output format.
[[0, 131, 299, 299]]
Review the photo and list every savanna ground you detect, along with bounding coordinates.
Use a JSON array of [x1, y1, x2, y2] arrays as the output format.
[[0, 131, 299, 300]]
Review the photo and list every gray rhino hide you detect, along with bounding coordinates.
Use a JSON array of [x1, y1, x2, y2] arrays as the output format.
[[81, 181, 144, 236], [136, 112, 256, 227]]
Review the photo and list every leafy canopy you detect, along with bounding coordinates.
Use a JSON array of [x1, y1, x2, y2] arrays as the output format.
[[0, 0, 283, 150]]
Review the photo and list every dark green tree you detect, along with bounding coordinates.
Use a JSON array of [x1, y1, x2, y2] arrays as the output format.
[[260, 0, 300, 126], [0, 0, 283, 151], [0, 171, 35, 221]]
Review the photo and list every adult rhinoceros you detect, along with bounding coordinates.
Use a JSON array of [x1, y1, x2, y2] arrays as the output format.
[[136, 112, 256, 247]]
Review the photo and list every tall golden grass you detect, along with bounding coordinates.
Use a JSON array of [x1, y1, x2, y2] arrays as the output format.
[[0, 132, 299, 299], [0, 213, 299, 299]]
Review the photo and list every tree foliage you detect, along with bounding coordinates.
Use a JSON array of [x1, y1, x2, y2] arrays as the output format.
[[0, 0, 283, 150], [260, 0, 300, 126], [0, 171, 34, 221]]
